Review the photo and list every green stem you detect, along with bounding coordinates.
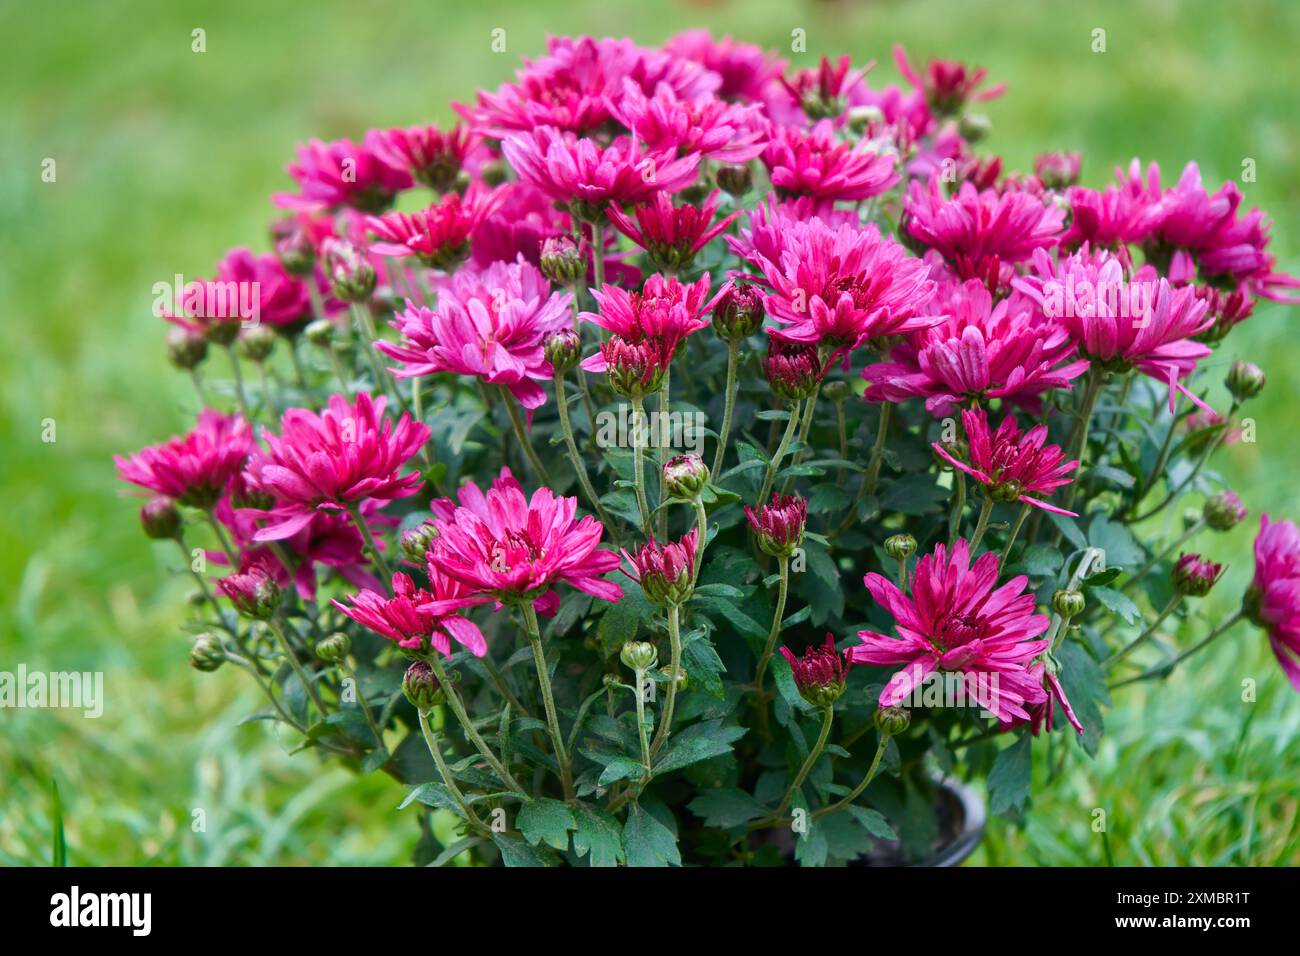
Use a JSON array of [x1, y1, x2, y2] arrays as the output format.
[[656, 368, 670, 540], [1123, 519, 1206, 593], [649, 603, 684, 759], [759, 401, 802, 503], [339, 659, 384, 749], [781, 381, 820, 495], [773, 703, 835, 820], [814, 730, 890, 819], [712, 338, 741, 477], [555, 371, 618, 541], [753, 554, 790, 693], [1103, 594, 1183, 669], [1057, 368, 1105, 517], [418, 709, 488, 832], [426, 654, 529, 797], [633, 668, 652, 783], [268, 616, 327, 718], [968, 495, 995, 552], [631, 396, 652, 536], [947, 470, 967, 549], [500, 386, 553, 486], [1110, 609, 1246, 689], [347, 504, 392, 586], [691, 500, 708, 586], [863, 402, 892, 496], [521, 601, 573, 800], [223, 344, 252, 419], [999, 502, 1033, 566]]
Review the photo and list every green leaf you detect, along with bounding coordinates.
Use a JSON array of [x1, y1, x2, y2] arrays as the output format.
[[987, 734, 1033, 816], [846, 805, 897, 840], [1088, 513, 1144, 568], [595, 754, 646, 787], [1019, 544, 1064, 577], [361, 746, 390, 774], [682, 630, 727, 699], [795, 819, 829, 867], [653, 719, 746, 775], [492, 833, 557, 867], [808, 483, 853, 515], [597, 579, 655, 649], [1046, 511, 1088, 551], [1055, 641, 1109, 756], [623, 804, 681, 867], [572, 806, 624, 867], [517, 798, 576, 852], [688, 788, 767, 828], [398, 782, 458, 812], [1088, 585, 1141, 625]]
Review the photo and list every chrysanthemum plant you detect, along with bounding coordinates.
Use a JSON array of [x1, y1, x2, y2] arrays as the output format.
[[119, 34, 1300, 866]]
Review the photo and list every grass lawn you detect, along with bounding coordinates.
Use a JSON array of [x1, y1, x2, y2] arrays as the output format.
[[2, 0, 1297, 865]]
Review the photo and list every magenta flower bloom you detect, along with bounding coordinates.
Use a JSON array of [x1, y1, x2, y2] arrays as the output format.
[[366, 185, 504, 269], [596, 336, 672, 398], [761, 120, 899, 203], [333, 571, 487, 657], [735, 212, 936, 353], [863, 280, 1089, 416], [217, 559, 282, 620], [663, 29, 785, 103], [904, 177, 1065, 284], [369, 123, 479, 192], [893, 45, 1006, 116], [426, 467, 623, 606], [502, 126, 699, 220], [611, 78, 767, 163], [1248, 515, 1300, 691], [115, 410, 254, 509], [274, 133, 413, 214], [244, 392, 429, 541], [778, 55, 870, 119], [933, 407, 1079, 515], [744, 493, 807, 558], [378, 257, 572, 410], [606, 191, 741, 272], [1019, 660, 1084, 736], [579, 273, 717, 371], [849, 540, 1050, 724], [211, 248, 320, 331], [1015, 249, 1213, 411], [621, 528, 699, 605], [471, 181, 572, 269], [457, 35, 719, 137], [780, 634, 852, 707]]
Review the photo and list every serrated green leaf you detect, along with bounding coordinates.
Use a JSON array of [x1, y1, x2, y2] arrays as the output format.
[[987, 734, 1033, 816], [623, 804, 681, 867], [572, 806, 624, 867], [517, 798, 576, 851], [687, 788, 767, 828]]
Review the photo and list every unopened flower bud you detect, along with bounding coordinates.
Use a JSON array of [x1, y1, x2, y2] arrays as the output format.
[[602, 336, 668, 399], [1204, 490, 1247, 532], [539, 236, 587, 286], [822, 379, 852, 403], [1225, 360, 1265, 401], [765, 341, 821, 401], [989, 478, 1025, 504], [217, 565, 282, 621], [781, 635, 850, 707], [874, 704, 911, 737], [884, 533, 917, 561], [1034, 152, 1082, 191], [303, 317, 335, 347], [846, 104, 885, 135], [958, 112, 992, 143], [273, 220, 316, 276], [140, 497, 181, 540], [1052, 588, 1085, 618], [715, 162, 753, 197], [316, 632, 351, 663], [625, 532, 698, 606], [744, 493, 807, 559], [1171, 553, 1223, 597], [402, 660, 443, 712], [400, 521, 439, 562], [238, 325, 277, 363], [544, 328, 583, 374], [166, 327, 209, 370], [203, 317, 242, 347], [712, 283, 765, 341], [479, 160, 509, 187], [662, 454, 709, 502], [322, 238, 376, 303], [620, 641, 658, 672], [190, 633, 226, 672]]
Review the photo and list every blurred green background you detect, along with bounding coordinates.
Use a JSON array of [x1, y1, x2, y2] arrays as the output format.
[[2, 0, 1298, 865]]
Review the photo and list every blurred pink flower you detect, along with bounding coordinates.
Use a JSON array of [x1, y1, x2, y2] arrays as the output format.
[[1249, 515, 1300, 691], [244, 392, 428, 540], [932, 407, 1079, 515], [663, 29, 785, 103], [366, 185, 504, 270], [849, 539, 1050, 725], [762, 120, 899, 202], [274, 133, 413, 213], [471, 181, 572, 268], [334, 571, 487, 657], [611, 78, 767, 163], [370, 123, 480, 191], [115, 410, 254, 509], [379, 257, 571, 409], [893, 45, 1006, 115]]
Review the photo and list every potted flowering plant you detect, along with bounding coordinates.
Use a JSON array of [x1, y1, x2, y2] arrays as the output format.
[[116, 32, 1300, 867]]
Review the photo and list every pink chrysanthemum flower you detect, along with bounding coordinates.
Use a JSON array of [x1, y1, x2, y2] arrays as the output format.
[[502, 126, 699, 221], [893, 45, 1006, 116], [1014, 248, 1214, 411], [621, 528, 699, 605], [780, 634, 852, 707], [744, 493, 807, 558], [611, 79, 767, 163], [457, 35, 719, 137], [606, 191, 741, 272], [761, 120, 899, 202], [211, 248, 319, 331], [1248, 515, 1300, 691], [425, 467, 623, 606], [115, 410, 254, 509], [849, 540, 1050, 724], [1018, 660, 1084, 736], [334, 571, 487, 657], [244, 392, 429, 540], [862, 279, 1089, 416], [932, 407, 1080, 515], [378, 257, 571, 410], [904, 177, 1065, 284], [471, 181, 572, 269], [579, 273, 718, 372], [366, 184, 504, 270], [274, 133, 413, 214], [370, 123, 480, 192], [778, 54, 871, 120], [733, 212, 936, 354], [663, 30, 786, 103]]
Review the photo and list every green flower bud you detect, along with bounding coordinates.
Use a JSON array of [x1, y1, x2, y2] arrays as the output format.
[[140, 497, 181, 540], [620, 641, 658, 672], [1203, 490, 1247, 532], [400, 521, 439, 563], [1225, 360, 1265, 401], [846, 105, 885, 135], [304, 317, 335, 347], [715, 162, 753, 197], [539, 237, 587, 286], [238, 325, 277, 363], [1052, 588, 1085, 618], [662, 454, 709, 502], [402, 660, 443, 712], [958, 112, 992, 143], [190, 633, 226, 672], [544, 328, 583, 374], [884, 533, 917, 561], [203, 317, 242, 347], [822, 379, 852, 403], [166, 327, 209, 370], [316, 632, 351, 662], [874, 705, 911, 737]]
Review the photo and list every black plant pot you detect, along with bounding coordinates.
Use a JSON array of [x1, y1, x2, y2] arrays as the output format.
[[845, 777, 987, 868]]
